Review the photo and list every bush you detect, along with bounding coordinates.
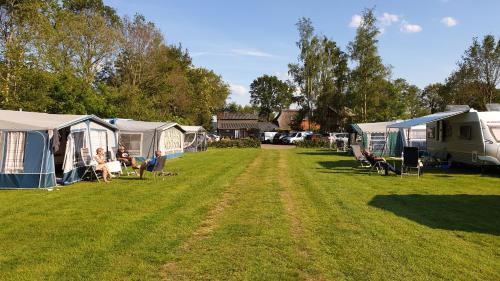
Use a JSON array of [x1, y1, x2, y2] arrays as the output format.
[[295, 139, 333, 149], [209, 138, 261, 148]]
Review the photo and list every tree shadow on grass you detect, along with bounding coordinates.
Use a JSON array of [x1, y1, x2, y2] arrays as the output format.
[[369, 194, 500, 235], [318, 160, 357, 169]]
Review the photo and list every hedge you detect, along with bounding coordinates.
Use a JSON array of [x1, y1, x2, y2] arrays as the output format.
[[208, 138, 261, 148], [295, 139, 334, 149]]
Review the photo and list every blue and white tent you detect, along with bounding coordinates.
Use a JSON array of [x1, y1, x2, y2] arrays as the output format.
[[0, 110, 118, 189]]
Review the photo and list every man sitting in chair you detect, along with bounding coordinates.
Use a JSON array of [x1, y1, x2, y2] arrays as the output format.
[[139, 150, 162, 179], [116, 145, 140, 170], [362, 149, 401, 176]]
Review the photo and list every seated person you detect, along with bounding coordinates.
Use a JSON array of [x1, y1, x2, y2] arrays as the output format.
[[94, 148, 111, 182], [362, 149, 401, 175], [116, 145, 139, 170], [140, 150, 163, 179]]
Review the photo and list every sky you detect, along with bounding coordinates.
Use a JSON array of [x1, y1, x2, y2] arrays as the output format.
[[104, 0, 500, 105]]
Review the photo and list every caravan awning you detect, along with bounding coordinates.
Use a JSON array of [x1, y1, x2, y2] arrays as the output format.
[[387, 110, 469, 129]]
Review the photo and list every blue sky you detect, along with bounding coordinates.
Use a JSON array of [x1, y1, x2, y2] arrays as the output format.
[[105, 0, 500, 105]]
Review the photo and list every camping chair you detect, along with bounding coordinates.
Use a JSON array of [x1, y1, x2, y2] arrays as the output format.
[[351, 144, 371, 168], [80, 148, 102, 182], [147, 156, 167, 181], [401, 146, 421, 178]]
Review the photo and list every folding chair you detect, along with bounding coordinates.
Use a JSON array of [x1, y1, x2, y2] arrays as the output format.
[[151, 156, 167, 181], [401, 146, 421, 178], [80, 148, 102, 182], [351, 144, 371, 168]]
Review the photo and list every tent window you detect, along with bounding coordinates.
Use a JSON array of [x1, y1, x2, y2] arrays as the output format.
[[163, 128, 182, 150], [410, 129, 426, 139], [119, 133, 142, 156], [489, 126, 500, 142], [426, 127, 435, 139], [370, 133, 386, 153], [459, 126, 472, 140], [4, 132, 26, 173], [72, 131, 87, 165], [90, 130, 108, 152]]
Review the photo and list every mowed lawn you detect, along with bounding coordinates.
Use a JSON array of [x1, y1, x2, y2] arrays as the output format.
[[0, 148, 499, 280]]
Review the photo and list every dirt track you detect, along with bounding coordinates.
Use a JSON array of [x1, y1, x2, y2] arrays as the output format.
[[261, 144, 296, 150]]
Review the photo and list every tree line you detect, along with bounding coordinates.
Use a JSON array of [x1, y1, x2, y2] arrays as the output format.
[[249, 8, 500, 131], [0, 0, 229, 128]]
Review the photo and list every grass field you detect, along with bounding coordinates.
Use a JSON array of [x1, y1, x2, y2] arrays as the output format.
[[0, 148, 499, 280]]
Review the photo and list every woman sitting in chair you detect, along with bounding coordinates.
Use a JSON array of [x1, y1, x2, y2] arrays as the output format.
[[94, 148, 111, 182]]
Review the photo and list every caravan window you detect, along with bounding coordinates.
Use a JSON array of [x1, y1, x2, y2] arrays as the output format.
[[489, 126, 500, 142], [459, 126, 472, 140], [426, 127, 435, 139], [3, 132, 26, 173], [119, 133, 142, 156], [443, 121, 452, 138]]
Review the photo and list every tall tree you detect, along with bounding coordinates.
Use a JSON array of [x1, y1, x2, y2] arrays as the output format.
[[421, 83, 446, 113], [455, 35, 500, 109], [249, 75, 293, 121], [347, 8, 390, 122], [288, 17, 316, 121]]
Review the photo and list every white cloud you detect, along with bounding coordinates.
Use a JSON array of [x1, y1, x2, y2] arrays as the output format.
[[349, 14, 363, 28], [379, 12, 399, 26], [400, 21, 422, 33], [231, 49, 274, 58], [441, 16, 458, 27], [230, 84, 248, 96]]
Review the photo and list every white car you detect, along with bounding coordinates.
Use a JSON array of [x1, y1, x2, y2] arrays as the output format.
[[283, 131, 312, 144], [328, 132, 349, 143]]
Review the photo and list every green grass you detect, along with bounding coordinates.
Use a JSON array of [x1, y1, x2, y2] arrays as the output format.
[[0, 148, 499, 280]]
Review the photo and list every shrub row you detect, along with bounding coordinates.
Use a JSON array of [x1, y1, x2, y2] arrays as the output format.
[[295, 139, 333, 148], [208, 138, 261, 148]]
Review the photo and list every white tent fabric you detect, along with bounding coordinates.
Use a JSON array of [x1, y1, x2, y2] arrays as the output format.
[[387, 110, 469, 129], [355, 121, 401, 133], [0, 110, 116, 131], [180, 126, 206, 133]]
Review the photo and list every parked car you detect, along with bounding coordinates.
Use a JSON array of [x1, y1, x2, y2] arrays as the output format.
[[283, 131, 312, 144], [260, 132, 277, 143], [328, 132, 349, 143], [272, 133, 286, 144], [207, 133, 220, 142]]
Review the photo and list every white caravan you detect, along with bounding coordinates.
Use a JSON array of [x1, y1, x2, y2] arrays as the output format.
[[389, 106, 500, 166], [426, 110, 500, 166]]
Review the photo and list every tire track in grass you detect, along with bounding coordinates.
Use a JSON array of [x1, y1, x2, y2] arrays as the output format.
[[277, 149, 326, 281], [46, 150, 259, 281], [161, 150, 265, 279]]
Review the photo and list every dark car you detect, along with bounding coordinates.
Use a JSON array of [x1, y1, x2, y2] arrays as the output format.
[[272, 133, 289, 144]]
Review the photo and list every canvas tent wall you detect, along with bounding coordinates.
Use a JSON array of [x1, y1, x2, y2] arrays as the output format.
[[110, 119, 185, 159], [181, 125, 207, 152], [0, 110, 118, 189], [349, 121, 400, 156]]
